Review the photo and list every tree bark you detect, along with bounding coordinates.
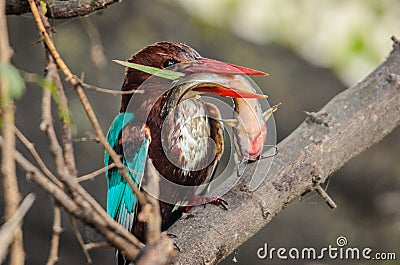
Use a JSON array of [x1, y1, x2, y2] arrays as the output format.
[[6, 0, 120, 18], [169, 41, 400, 264]]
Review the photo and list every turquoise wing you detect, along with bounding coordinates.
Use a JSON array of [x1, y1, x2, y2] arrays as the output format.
[[105, 112, 149, 230]]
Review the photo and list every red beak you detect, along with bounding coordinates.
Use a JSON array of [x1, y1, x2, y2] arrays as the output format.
[[184, 57, 268, 76], [183, 57, 268, 98], [193, 86, 267, 98]]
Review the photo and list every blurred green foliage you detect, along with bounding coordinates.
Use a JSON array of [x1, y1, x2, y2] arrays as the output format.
[[0, 62, 25, 101], [175, 0, 400, 85]]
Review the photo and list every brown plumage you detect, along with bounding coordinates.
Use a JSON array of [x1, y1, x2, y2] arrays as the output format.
[[117, 42, 224, 242], [107, 41, 266, 265]]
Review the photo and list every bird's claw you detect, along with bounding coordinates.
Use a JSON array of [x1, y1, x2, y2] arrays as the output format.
[[185, 196, 229, 211], [166, 233, 177, 239], [209, 197, 228, 210], [166, 233, 181, 252]]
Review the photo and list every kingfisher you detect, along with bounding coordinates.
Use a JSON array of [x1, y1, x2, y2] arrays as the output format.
[[105, 42, 268, 264]]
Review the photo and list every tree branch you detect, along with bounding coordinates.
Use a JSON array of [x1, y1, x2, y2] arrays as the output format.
[[7, 0, 120, 18], [169, 41, 400, 264], [40, 30, 65, 265], [45, 203, 62, 265], [0, 137, 145, 261], [0, 194, 35, 264], [27, 0, 147, 206], [16, 3, 171, 263], [0, 0, 24, 263]]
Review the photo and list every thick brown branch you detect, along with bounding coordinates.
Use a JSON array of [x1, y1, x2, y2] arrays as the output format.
[[7, 0, 120, 18], [169, 42, 400, 264]]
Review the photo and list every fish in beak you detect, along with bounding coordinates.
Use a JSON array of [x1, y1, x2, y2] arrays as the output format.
[[161, 57, 276, 162]]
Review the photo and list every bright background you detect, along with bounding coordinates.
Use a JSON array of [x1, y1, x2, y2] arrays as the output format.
[[2, 0, 400, 264]]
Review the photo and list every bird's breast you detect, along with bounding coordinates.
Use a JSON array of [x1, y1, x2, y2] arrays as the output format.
[[161, 97, 215, 175]]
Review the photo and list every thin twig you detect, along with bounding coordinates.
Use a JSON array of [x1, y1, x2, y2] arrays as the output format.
[[135, 159, 173, 264], [38, 8, 96, 263], [14, 126, 62, 187], [80, 16, 107, 69], [84, 242, 110, 251], [314, 185, 337, 209], [28, 3, 168, 264], [28, 0, 147, 207], [81, 81, 144, 95], [39, 82, 52, 131], [38, 8, 78, 178], [142, 159, 162, 244], [72, 136, 100, 143], [78, 162, 116, 182], [0, 136, 144, 261], [0, 0, 24, 263], [46, 203, 62, 265], [40, 47, 66, 178], [69, 216, 92, 264], [0, 194, 35, 264], [312, 174, 337, 209], [41, 37, 66, 265]]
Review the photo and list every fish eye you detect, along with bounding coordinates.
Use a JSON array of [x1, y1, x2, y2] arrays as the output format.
[[163, 59, 178, 68]]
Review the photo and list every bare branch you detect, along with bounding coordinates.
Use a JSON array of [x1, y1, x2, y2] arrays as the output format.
[[169, 42, 400, 264], [135, 159, 174, 265], [80, 16, 107, 69], [6, 0, 121, 18], [0, 0, 24, 263], [72, 135, 100, 143], [0, 194, 35, 264], [69, 216, 92, 264], [45, 204, 62, 265], [80, 80, 145, 95], [84, 242, 110, 251], [38, 6, 78, 178], [40, 56, 66, 177], [29, 5, 147, 263], [77, 162, 116, 182], [0, 137, 145, 261], [28, 0, 147, 207], [312, 174, 337, 209], [14, 126, 62, 187], [41, 28, 66, 265]]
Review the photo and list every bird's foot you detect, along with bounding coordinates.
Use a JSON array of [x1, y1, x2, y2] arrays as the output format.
[[166, 233, 177, 239], [185, 196, 228, 212], [164, 233, 181, 252]]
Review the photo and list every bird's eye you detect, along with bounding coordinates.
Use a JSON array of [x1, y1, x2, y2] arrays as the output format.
[[163, 59, 178, 68]]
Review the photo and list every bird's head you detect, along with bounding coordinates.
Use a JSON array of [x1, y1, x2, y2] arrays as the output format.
[[120, 42, 266, 112], [120, 41, 274, 163]]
